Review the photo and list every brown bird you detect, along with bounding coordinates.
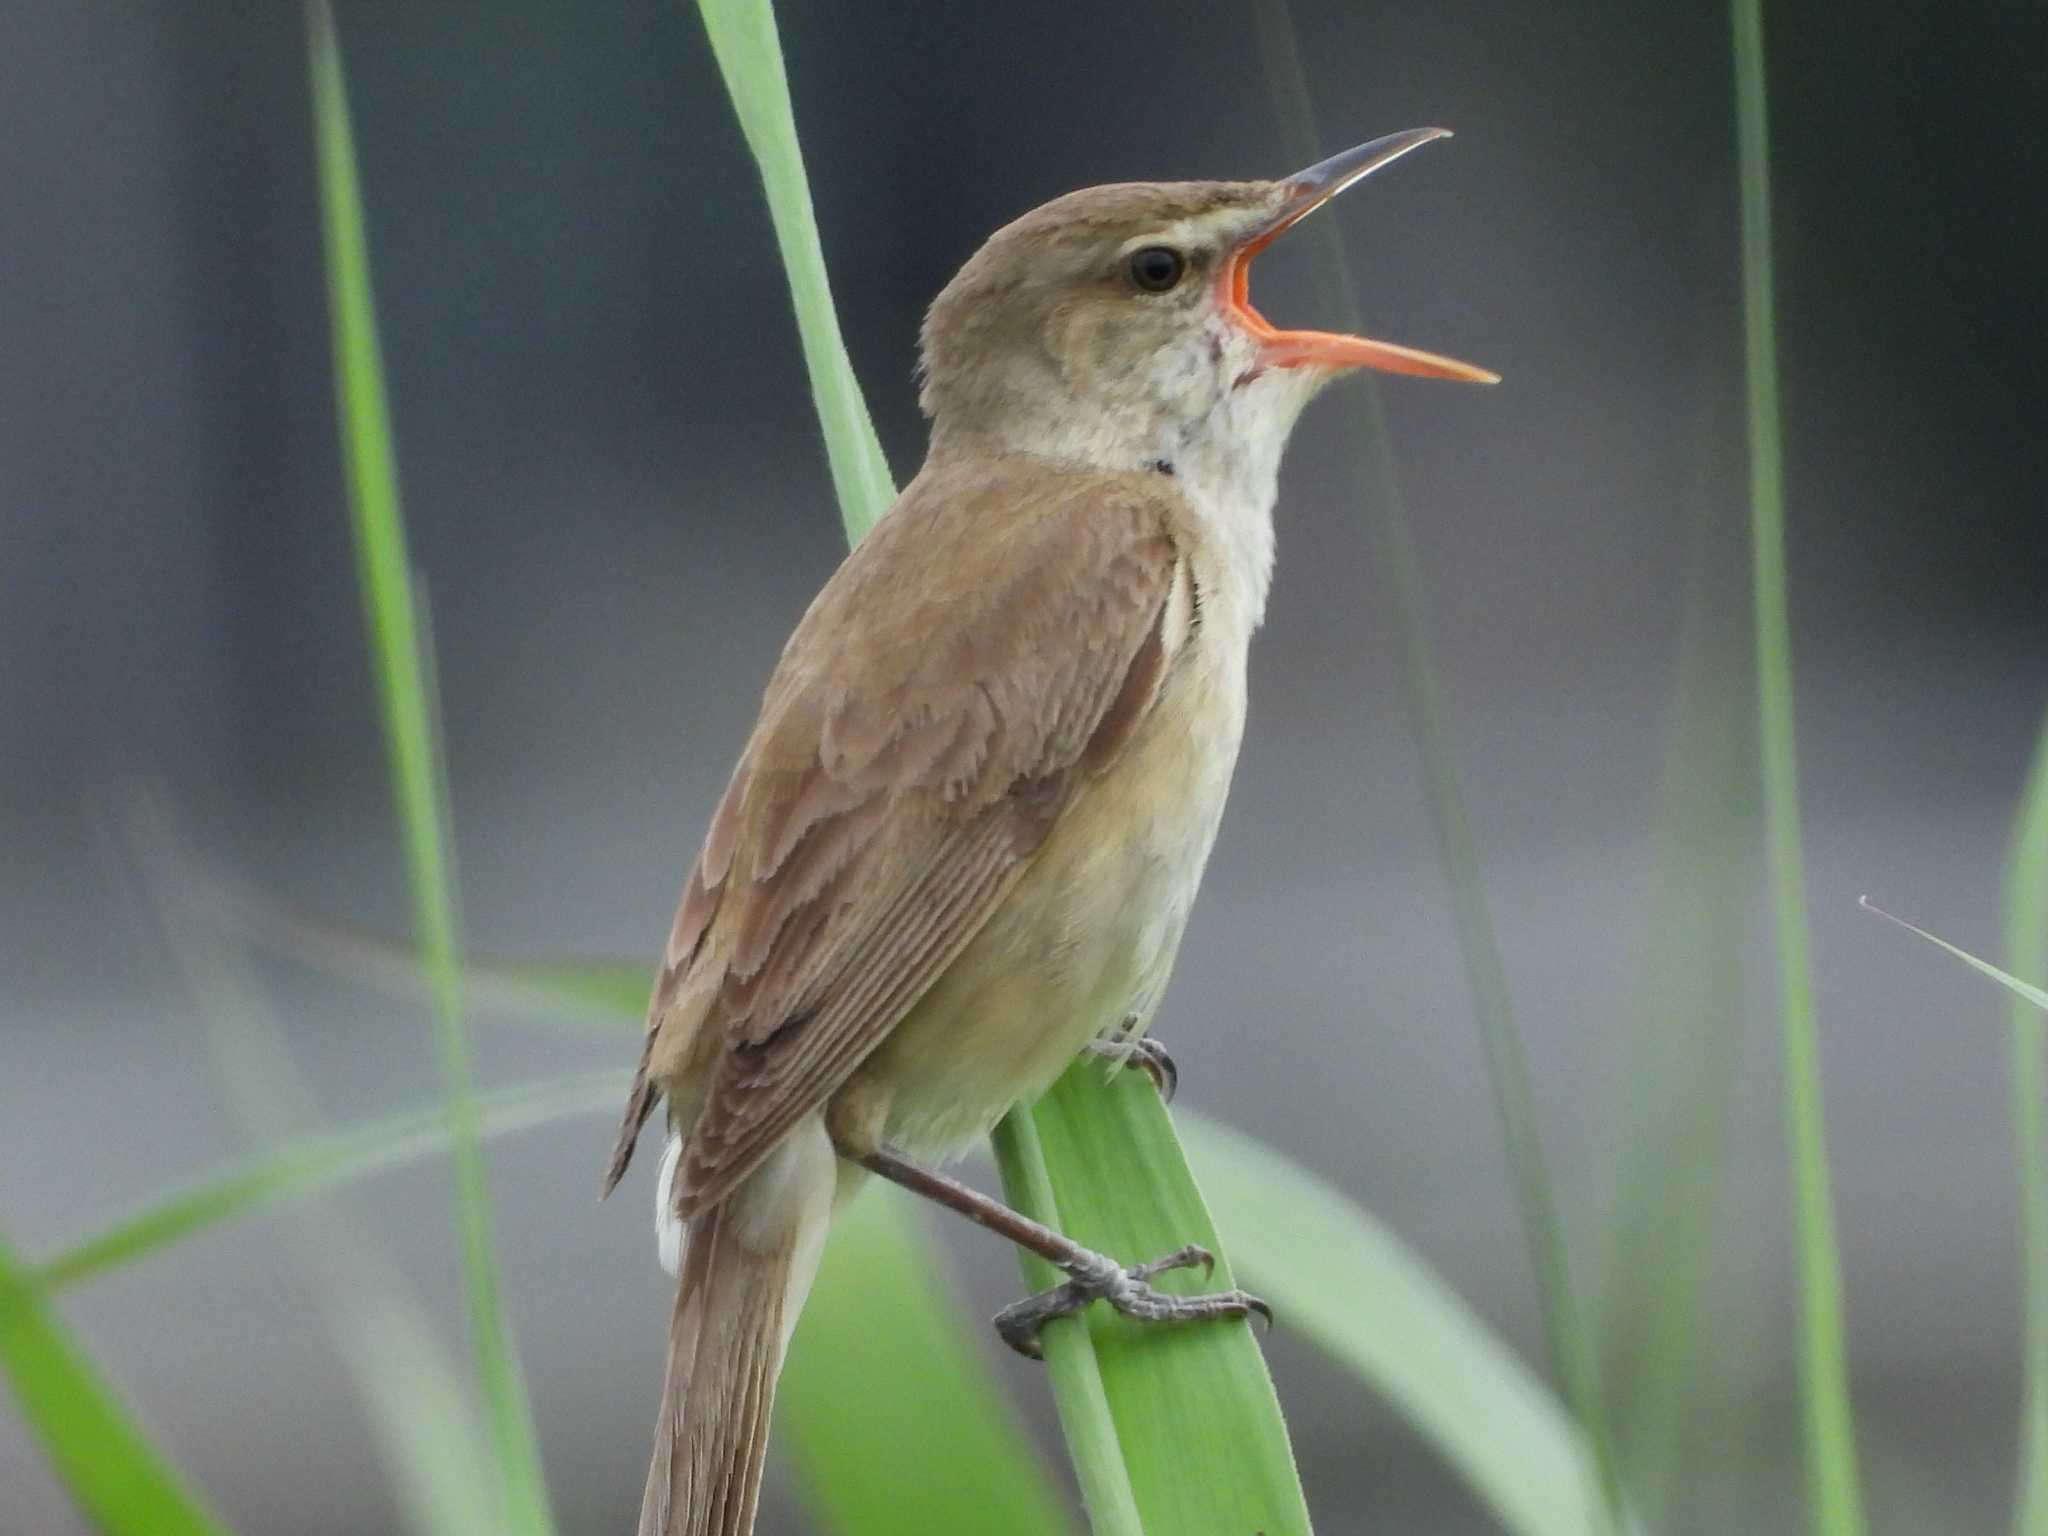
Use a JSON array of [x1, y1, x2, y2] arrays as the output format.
[[604, 128, 1495, 1536]]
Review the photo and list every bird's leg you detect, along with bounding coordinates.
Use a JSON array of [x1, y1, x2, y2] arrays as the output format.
[[854, 1145, 1269, 1360], [1084, 1030, 1178, 1102]]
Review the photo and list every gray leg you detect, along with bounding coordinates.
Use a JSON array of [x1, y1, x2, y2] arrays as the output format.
[[854, 1146, 1269, 1360]]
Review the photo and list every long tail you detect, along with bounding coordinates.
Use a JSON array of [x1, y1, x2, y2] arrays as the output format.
[[639, 1118, 836, 1536]]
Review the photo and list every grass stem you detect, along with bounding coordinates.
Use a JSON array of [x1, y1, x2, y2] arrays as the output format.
[[305, 5, 552, 1527], [1730, 1, 1866, 1530]]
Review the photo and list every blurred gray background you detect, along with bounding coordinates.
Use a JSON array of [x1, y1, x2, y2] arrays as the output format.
[[4, 1, 2045, 1531]]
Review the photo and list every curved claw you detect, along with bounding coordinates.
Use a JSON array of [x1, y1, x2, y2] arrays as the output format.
[[1086, 1033, 1178, 1102], [1125, 1036, 1178, 1102], [995, 1305, 1054, 1360], [1128, 1243, 1213, 1282]]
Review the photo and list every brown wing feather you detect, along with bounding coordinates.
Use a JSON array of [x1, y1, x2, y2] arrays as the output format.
[[607, 459, 1185, 1212]]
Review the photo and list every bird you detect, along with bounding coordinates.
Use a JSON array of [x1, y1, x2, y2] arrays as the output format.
[[603, 127, 1495, 1536]]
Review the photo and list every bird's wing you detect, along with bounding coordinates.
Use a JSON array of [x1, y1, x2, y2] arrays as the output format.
[[604, 461, 1193, 1215]]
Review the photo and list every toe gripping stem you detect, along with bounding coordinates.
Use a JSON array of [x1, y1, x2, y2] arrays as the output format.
[[854, 1147, 1270, 1361]]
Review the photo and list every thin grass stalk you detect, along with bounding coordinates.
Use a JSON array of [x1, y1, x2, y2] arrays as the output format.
[[1859, 902, 2048, 1011], [1249, 0, 1623, 1521], [1729, 2, 1866, 1531], [2008, 712, 2048, 1535], [988, 1114, 1147, 1536], [304, 6, 551, 1527], [697, 0, 894, 538]]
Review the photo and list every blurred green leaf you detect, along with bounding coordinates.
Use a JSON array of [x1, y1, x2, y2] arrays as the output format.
[[1596, 251, 1757, 1522], [1858, 857, 2048, 1536], [124, 792, 512, 1536], [0, 1226, 228, 1536], [1731, 1, 1866, 1530], [2007, 715, 2048, 1536], [1183, 1113, 1618, 1536], [25, 1048, 1070, 1536], [346, 1301, 501, 1536], [305, 3, 551, 1529], [182, 855, 646, 1033], [31, 1073, 623, 1297], [780, 1188, 1077, 1536]]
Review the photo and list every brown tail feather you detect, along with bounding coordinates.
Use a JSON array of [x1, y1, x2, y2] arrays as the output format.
[[638, 1123, 834, 1536]]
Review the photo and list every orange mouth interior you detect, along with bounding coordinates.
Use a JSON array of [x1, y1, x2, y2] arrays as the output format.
[[1218, 229, 1499, 383]]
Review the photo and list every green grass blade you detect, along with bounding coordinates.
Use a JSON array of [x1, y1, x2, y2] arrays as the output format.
[[1730, 2, 1865, 1531], [29, 1073, 623, 1296], [1181, 1113, 1618, 1536], [989, 1112, 1147, 1536], [2007, 715, 2048, 1535], [696, 3, 1318, 1527], [1002, 1073, 1312, 1536], [0, 1227, 229, 1536], [304, 6, 552, 1529], [779, 1188, 1078, 1536], [1250, 1, 1623, 1520], [1858, 899, 2048, 1014], [694, 0, 895, 542], [1598, 678, 1752, 1519]]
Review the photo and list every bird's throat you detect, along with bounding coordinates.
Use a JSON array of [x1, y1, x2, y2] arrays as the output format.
[[1166, 363, 1323, 625]]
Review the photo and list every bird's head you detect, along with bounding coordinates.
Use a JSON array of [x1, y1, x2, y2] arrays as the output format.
[[918, 128, 1496, 472]]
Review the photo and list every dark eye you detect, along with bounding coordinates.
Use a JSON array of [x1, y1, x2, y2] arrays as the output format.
[[1127, 246, 1186, 293]]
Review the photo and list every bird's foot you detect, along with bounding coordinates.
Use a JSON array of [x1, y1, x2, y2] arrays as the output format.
[[993, 1243, 1270, 1359], [1086, 1033, 1178, 1102]]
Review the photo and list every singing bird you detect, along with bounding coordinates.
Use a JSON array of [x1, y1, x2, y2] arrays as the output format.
[[604, 128, 1495, 1536]]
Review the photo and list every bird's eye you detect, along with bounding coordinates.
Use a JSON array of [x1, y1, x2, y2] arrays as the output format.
[[1127, 246, 1187, 293]]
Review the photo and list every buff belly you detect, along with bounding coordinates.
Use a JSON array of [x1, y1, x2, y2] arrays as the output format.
[[840, 640, 1247, 1162]]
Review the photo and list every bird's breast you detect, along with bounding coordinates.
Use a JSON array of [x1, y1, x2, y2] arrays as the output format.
[[853, 623, 1250, 1159]]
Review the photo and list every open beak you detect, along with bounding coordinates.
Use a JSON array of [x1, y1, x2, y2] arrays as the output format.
[[1221, 127, 1499, 383]]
